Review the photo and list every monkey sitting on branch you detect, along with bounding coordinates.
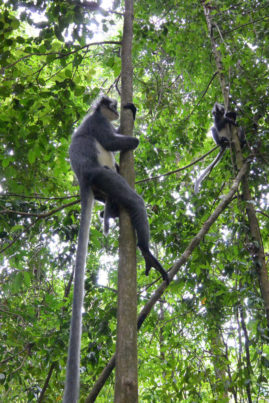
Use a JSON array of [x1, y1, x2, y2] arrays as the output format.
[[194, 102, 245, 193]]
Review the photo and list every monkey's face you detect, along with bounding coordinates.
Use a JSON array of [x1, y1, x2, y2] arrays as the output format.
[[100, 98, 119, 121], [108, 100, 119, 120], [212, 102, 225, 119]]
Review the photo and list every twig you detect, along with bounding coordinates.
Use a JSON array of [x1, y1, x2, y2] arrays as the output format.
[[0, 199, 80, 254], [0, 193, 79, 200], [219, 16, 269, 39], [10, 355, 27, 375], [2, 41, 121, 72], [37, 363, 56, 403], [0, 199, 80, 218], [256, 210, 269, 219], [183, 72, 218, 121]]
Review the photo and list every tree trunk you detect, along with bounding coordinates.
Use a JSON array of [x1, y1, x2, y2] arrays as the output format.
[[209, 331, 229, 401], [202, 0, 269, 329], [114, 0, 138, 402], [239, 304, 253, 403]]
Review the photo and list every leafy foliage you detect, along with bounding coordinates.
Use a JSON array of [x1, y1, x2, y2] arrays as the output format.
[[0, 0, 268, 401]]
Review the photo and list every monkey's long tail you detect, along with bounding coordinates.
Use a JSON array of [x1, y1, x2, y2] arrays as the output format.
[[194, 148, 225, 194], [63, 189, 94, 403]]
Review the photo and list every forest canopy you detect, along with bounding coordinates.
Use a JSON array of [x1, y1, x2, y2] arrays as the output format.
[[0, 0, 268, 401]]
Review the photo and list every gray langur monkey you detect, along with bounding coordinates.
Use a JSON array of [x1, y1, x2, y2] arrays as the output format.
[[63, 96, 168, 403], [194, 102, 245, 193]]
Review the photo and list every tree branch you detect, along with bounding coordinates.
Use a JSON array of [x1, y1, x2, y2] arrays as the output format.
[[2, 41, 121, 72], [0, 199, 80, 253], [136, 146, 219, 184], [85, 162, 248, 402]]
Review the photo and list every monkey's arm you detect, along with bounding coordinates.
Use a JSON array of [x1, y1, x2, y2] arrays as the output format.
[[225, 111, 238, 124], [212, 126, 221, 145], [99, 133, 139, 152]]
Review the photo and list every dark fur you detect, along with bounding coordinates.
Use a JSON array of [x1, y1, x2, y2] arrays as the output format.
[[69, 96, 168, 282], [212, 102, 237, 148], [194, 102, 245, 193], [64, 96, 168, 401]]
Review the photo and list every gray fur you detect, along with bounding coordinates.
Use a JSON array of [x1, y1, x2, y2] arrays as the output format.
[[64, 96, 168, 402], [194, 102, 241, 194]]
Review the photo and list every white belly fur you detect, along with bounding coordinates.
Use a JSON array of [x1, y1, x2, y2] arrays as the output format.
[[96, 141, 117, 171], [219, 124, 236, 142], [219, 127, 231, 142]]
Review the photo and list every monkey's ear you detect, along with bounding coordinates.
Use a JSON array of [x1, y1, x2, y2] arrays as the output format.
[[213, 102, 224, 115], [124, 103, 137, 120]]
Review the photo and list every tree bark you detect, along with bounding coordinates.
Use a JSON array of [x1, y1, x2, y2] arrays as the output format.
[[114, 1, 138, 402], [239, 304, 253, 403]]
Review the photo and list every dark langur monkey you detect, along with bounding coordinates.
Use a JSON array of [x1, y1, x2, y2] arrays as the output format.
[[194, 102, 245, 193], [63, 96, 168, 403]]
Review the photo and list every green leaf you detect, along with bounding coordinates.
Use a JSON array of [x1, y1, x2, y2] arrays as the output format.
[[23, 271, 31, 287], [12, 272, 23, 292], [27, 148, 37, 164]]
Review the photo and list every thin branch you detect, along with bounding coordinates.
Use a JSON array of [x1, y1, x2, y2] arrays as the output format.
[[108, 10, 124, 17], [136, 145, 219, 184], [0, 198, 80, 218], [0, 199, 79, 217], [0, 345, 27, 365], [183, 71, 218, 121], [2, 41, 121, 72], [1, 148, 218, 202], [107, 74, 121, 94], [37, 363, 56, 403], [239, 304, 253, 403], [10, 355, 27, 375], [256, 210, 269, 220], [219, 16, 269, 39], [1, 149, 219, 205], [0, 199, 80, 254], [0, 193, 79, 200]]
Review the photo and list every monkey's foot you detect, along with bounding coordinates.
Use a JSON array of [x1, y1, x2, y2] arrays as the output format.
[[140, 248, 169, 284]]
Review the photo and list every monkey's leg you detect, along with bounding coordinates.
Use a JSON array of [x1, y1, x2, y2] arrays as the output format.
[[103, 198, 119, 235], [90, 168, 168, 283]]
